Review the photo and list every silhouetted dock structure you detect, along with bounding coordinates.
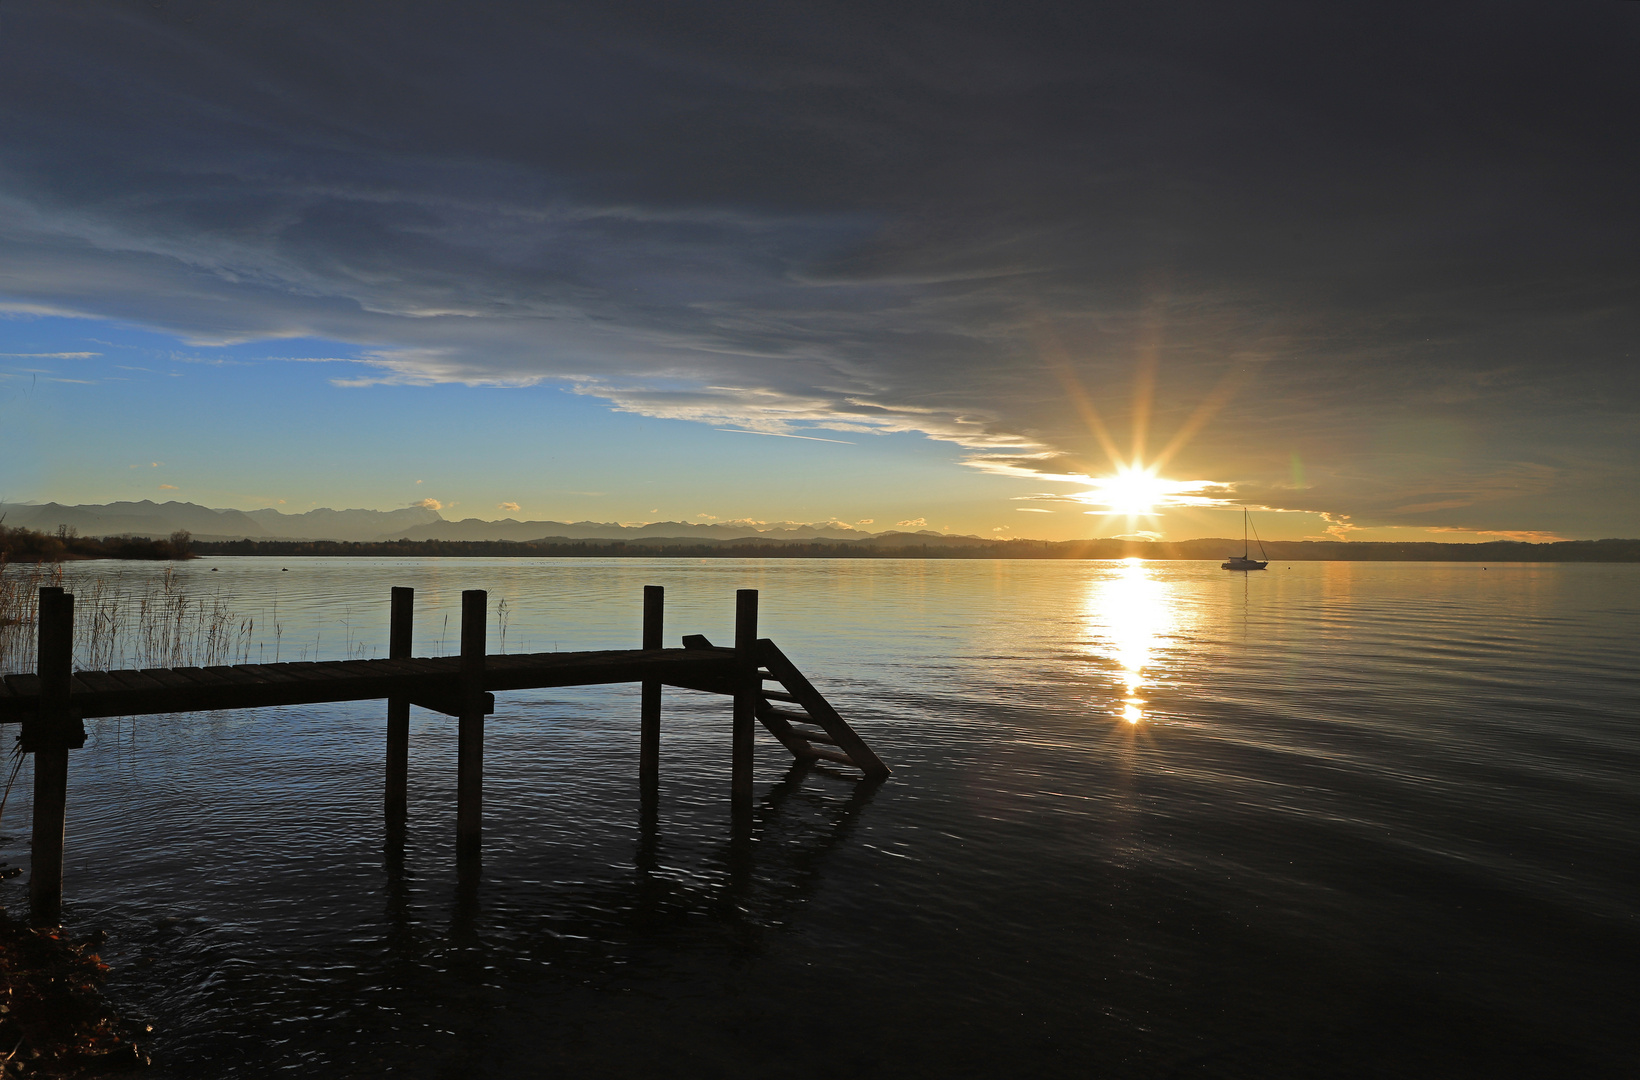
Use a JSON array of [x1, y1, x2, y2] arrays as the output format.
[[0, 585, 889, 925]]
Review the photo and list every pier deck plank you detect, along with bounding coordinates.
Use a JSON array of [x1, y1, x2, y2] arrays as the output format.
[[0, 647, 740, 722]]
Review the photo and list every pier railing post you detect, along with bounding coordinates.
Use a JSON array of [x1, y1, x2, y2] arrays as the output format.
[[29, 587, 81, 926], [457, 590, 486, 868], [732, 589, 758, 819], [640, 586, 663, 803], [386, 587, 412, 836]]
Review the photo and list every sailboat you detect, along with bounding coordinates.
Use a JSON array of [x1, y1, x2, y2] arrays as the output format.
[[1222, 508, 1269, 571]]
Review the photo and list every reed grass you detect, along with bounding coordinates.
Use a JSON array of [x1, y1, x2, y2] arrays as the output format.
[[0, 560, 64, 675], [0, 564, 253, 676]]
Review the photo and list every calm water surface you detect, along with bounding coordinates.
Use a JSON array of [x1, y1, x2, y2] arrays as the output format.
[[3, 558, 1637, 1077]]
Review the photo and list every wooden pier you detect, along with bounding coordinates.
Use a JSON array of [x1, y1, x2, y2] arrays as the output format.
[[0, 586, 889, 925]]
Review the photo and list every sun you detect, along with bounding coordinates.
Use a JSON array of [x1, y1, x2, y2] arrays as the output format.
[[1067, 464, 1225, 518], [1078, 466, 1180, 517], [1046, 348, 1243, 525]]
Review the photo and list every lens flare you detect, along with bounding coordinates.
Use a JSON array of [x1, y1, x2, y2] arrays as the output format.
[[1074, 465, 1222, 518]]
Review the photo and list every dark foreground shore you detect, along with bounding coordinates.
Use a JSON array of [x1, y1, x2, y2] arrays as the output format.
[[0, 909, 150, 1077]]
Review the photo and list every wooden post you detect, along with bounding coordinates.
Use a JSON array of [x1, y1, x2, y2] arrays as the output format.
[[385, 587, 412, 834], [29, 588, 74, 926], [732, 589, 758, 819], [639, 586, 663, 801], [457, 589, 486, 867]]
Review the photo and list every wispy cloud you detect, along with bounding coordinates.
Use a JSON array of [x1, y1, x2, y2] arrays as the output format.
[[714, 428, 855, 444], [173, 354, 253, 366], [0, 352, 100, 359], [497, 501, 521, 512], [0, 301, 86, 318]]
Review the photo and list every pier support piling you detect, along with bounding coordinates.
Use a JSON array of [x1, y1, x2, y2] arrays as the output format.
[[29, 587, 77, 927], [29, 746, 68, 926], [457, 590, 486, 868], [385, 587, 412, 837], [732, 589, 758, 820], [639, 586, 663, 805]]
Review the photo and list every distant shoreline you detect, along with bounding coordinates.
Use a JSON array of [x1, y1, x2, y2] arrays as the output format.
[[182, 536, 1640, 562], [7, 520, 1635, 563], [7, 502, 1636, 562]]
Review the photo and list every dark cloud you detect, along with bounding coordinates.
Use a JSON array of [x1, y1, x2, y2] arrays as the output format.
[[1, 0, 1636, 533]]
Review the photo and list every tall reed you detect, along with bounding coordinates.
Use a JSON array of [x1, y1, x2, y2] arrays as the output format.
[[0, 559, 65, 674], [0, 564, 253, 675]]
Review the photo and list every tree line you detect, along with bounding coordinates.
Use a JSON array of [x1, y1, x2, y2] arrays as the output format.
[[0, 524, 194, 562], [5, 528, 1636, 562], [185, 536, 1640, 561]]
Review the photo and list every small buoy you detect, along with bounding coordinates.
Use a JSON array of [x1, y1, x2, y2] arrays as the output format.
[[282, 568, 290, 572], [210, 567, 218, 571]]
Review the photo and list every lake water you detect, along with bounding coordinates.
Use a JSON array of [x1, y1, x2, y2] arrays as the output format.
[[3, 557, 1637, 1077]]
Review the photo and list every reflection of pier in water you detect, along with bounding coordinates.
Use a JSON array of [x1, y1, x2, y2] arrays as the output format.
[[382, 762, 883, 968]]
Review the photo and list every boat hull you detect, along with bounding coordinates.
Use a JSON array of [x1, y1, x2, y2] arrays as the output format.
[[1222, 558, 1268, 571]]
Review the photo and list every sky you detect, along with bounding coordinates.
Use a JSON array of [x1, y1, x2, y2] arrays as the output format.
[[1, 1, 1636, 543]]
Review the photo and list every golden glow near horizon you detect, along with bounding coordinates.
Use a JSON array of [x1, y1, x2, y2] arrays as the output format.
[[1085, 557, 1179, 724]]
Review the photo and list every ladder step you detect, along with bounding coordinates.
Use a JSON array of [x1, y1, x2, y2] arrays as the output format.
[[761, 689, 802, 703], [804, 746, 858, 768], [763, 705, 818, 726], [790, 725, 838, 746]]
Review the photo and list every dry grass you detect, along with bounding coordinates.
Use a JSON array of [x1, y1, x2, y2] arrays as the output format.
[[0, 561, 64, 675], [0, 564, 252, 676]]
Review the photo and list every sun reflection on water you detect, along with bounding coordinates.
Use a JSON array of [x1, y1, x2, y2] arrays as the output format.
[[1086, 558, 1179, 724]]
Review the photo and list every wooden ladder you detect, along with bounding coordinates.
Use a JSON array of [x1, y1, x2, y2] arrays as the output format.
[[681, 636, 891, 779], [753, 639, 890, 778]]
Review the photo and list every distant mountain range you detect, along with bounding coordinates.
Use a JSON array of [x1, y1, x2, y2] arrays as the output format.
[[390, 515, 945, 543], [0, 499, 962, 544], [0, 500, 443, 541], [243, 505, 447, 540]]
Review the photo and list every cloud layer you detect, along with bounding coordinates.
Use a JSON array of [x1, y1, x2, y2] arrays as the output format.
[[1, 1, 1636, 534]]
